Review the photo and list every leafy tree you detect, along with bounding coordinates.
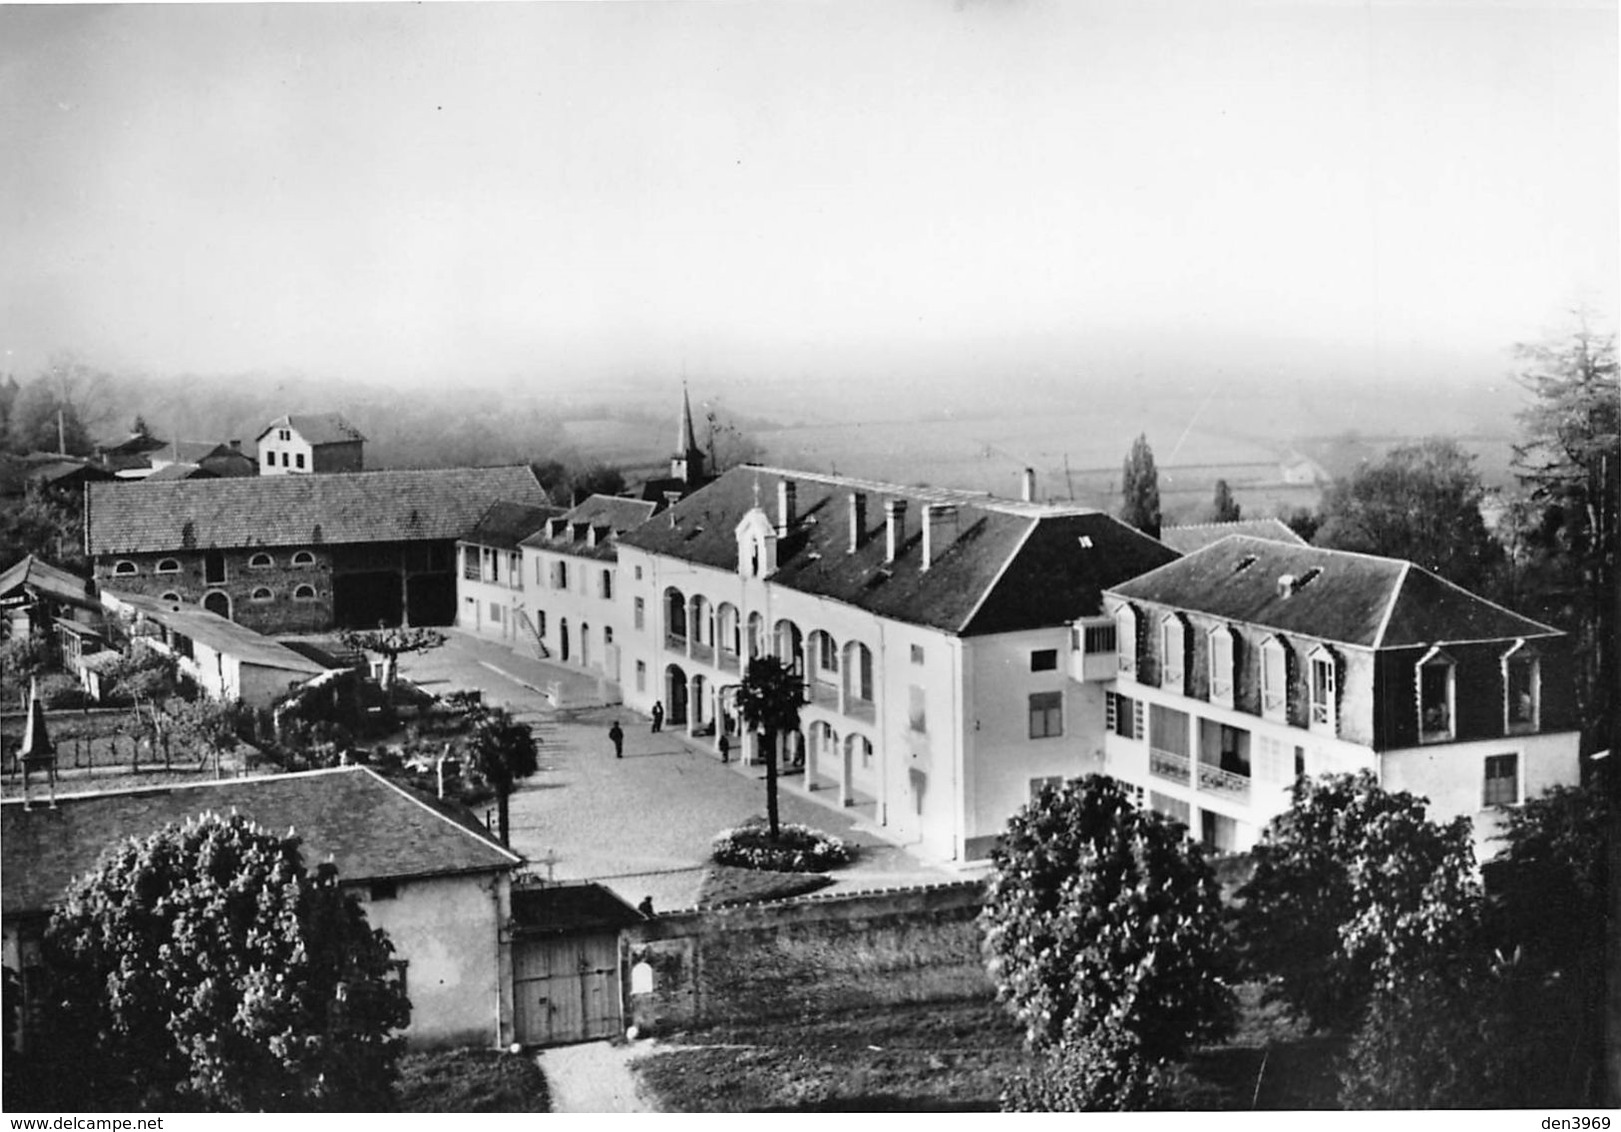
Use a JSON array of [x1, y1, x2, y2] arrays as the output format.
[[5, 359, 108, 456], [0, 483, 85, 568], [1314, 437, 1503, 592], [736, 654, 803, 839], [1208, 478, 1241, 522], [981, 776, 1233, 1109], [338, 626, 445, 690], [704, 403, 766, 474], [38, 812, 410, 1111], [460, 706, 538, 847], [1480, 780, 1612, 1104], [1277, 504, 1319, 543], [1234, 771, 1480, 1032], [1509, 323, 1618, 759], [155, 694, 244, 773], [129, 414, 152, 439], [1119, 434, 1162, 539], [566, 462, 627, 503]]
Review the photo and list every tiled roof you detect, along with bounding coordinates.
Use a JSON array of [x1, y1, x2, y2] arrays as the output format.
[[256, 413, 367, 446], [0, 555, 97, 608], [86, 465, 550, 555], [103, 590, 330, 674], [511, 882, 645, 936], [518, 494, 659, 561], [463, 500, 563, 550], [1107, 535, 1560, 649], [1, 766, 521, 916], [1159, 518, 1306, 554], [618, 465, 1178, 636]]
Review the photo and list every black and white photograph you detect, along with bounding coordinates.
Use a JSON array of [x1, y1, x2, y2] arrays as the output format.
[[1, 0, 1615, 1116]]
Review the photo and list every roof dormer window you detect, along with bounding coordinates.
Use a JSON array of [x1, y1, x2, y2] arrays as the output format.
[[1207, 625, 1236, 709], [1308, 645, 1338, 734], [1417, 647, 1455, 743], [1260, 635, 1289, 722], [1114, 604, 1138, 681], [1503, 642, 1539, 736], [1159, 614, 1186, 692]]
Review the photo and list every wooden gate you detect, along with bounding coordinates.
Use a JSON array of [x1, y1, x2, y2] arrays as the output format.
[[512, 933, 622, 1047]]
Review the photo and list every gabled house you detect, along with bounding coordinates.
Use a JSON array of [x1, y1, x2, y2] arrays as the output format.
[[84, 466, 551, 632], [454, 500, 563, 648], [257, 413, 367, 476], [1, 766, 523, 1050], [0, 556, 100, 643], [615, 464, 1177, 862], [514, 494, 660, 683], [1097, 535, 1580, 857]]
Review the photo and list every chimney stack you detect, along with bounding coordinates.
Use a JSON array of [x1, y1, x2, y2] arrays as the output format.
[[884, 498, 908, 563], [849, 492, 867, 553], [229, 439, 242, 451], [777, 480, 797, 537], [922, 504, 960, 571], [1021, 467, 1036, 503]]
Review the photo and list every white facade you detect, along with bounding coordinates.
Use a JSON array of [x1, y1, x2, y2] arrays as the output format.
[[257, 424, 314, 476], [518, 540, 623, 682], [615, 541, 1120, 862], [457, 542, 527, 646]]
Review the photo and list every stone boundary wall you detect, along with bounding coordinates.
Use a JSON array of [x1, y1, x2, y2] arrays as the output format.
[[623, 879, 992, 1034]]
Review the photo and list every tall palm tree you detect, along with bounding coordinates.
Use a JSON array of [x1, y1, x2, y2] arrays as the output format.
[[736, 654, 804, 839], [462, 706, 538, 847]]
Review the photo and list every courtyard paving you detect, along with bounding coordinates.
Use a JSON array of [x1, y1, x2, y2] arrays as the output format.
[[398, 630, 964, 910]]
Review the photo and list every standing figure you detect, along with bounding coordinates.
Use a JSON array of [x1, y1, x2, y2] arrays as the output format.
[[718, 734, 731, 764], [651, 702, 664, 732], [609, 721, 625, 758]]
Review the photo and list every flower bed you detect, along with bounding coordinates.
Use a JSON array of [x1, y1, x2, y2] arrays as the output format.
[[712, 817, 855, 873]]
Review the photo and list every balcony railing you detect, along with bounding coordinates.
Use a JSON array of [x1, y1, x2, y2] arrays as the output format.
[[689, 640, 714, 666], [665, 632, 688, 653], [808, 681, 839, 711], [844, 697, 876, 725], [1196, 762, 1251, 801], [717, 647, 740, 674], [1149, 748, 1191, 784]]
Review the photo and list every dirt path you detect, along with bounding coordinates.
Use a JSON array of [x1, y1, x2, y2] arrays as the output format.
[[536, 1039, 661, 1113]]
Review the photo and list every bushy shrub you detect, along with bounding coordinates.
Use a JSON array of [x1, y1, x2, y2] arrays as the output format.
[[1001, 1025, 1173, 1112], [711, 817, 855, 872], [35, 672, 91, 710]]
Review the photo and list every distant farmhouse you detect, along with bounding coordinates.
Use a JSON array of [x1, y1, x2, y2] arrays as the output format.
[[257, 412, 366, 475], [85, 465, 551, 631], [1101, 535, 1580, 858]]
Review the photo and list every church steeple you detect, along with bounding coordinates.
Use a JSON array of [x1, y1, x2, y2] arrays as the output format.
[[672, 384, 706, 484]]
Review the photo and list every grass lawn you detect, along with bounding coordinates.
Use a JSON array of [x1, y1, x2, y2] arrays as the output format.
[[396, 1047, 550, 1113], [633, 986, 1343, 1113]]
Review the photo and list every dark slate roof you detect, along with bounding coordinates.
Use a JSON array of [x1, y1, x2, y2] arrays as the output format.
[[511, 882, 645, 936], [86, 465, 550, 555], [618, 465, 1178, 636], [1, 766, 520, 916], [518, 495, 659, 561], [1159, 518, 1306, 554], [1107, 535, 1561, 649], [0, 555, 97, 608], [256, 413, 367, 446], [463, 500, 563, 550]]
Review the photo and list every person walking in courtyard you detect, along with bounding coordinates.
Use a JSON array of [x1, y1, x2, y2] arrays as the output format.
[[718, 733, 731, 764], [609, 721, 624, 758], [651, 702, 664, 732]]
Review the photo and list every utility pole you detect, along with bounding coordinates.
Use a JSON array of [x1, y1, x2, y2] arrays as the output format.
[[56, 409, 65, 455]]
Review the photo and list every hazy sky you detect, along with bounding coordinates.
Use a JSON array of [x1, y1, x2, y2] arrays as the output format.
[[2, 0, 1615, 390]]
